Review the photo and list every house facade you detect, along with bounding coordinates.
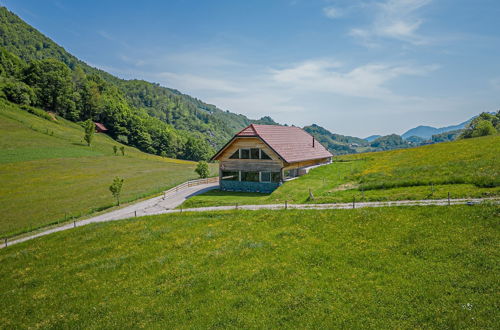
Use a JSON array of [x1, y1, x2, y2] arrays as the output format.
[[211, 124, 333, 193]]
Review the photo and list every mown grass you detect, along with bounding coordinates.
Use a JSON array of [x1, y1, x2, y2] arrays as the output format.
[[182, 134, 500, 208], [0, 205, 498, 328], [0, 100, 215, 237]]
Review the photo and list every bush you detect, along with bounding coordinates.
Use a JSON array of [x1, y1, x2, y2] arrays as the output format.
[[195, 161, 209, 178], [20, 104, 53, 121], [471, 120, 496, 137], [2, 81, 35, 105], [116, 135, 128, 145]]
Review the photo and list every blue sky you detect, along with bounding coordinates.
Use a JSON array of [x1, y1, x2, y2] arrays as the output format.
[[2, 0, 499, 136]]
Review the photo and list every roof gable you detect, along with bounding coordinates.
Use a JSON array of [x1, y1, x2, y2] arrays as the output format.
[[213, 124, 333, 163]]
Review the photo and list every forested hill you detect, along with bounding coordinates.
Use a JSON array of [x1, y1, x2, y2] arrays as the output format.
[[0, 7, 277, 160]]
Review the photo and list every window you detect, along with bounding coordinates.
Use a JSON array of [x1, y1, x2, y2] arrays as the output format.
[[241, 171, 259, 182], [229, 150, 239, 159], [284, 169, 297, 179], [228, 148, 272, 160], [240, 149, 250, 159], [260, 150, 272, 159], [221, 171, 239, 181], [260, 172, 271, 182], [271, 172, 281, 182]]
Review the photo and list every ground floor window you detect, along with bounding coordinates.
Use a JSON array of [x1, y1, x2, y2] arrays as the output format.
[[221, 171, 239, 181], [240, 171, 259, 182], [271, 172, 281, 182], [260, 171, 271, 182], [284, 169, 297, 179], [223, 170, 281, 183]]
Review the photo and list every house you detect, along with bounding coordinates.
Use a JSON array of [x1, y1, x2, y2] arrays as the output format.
[[94, 122, 108, 133], [211, 124, 333, 193]]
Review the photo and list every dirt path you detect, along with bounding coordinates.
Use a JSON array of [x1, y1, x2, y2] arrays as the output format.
[[2, 194, 498, 249]]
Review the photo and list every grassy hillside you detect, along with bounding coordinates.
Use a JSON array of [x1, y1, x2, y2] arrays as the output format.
[[182, 134, 500, 208], [1, 205, 498, 328], [0, 99, 215, 237], [0, 6, 276, 155]]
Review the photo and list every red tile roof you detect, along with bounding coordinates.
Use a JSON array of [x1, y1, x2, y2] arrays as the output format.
[[94, 122, 108, 131], [216, 124, 333, 163]]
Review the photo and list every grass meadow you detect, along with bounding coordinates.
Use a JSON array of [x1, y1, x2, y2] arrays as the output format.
[[0, 205, 498, 328], [182, 134, 500, 208], [0, 100, 215, 237]]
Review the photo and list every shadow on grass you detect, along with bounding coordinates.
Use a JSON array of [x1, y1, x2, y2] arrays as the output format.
[[188, 189, 271, 199], [71, 142, 88, 147]]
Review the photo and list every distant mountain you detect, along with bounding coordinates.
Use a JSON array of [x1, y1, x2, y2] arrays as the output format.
[[364, 135, 382, 142], [401, 119, 471, 140], [303, 124, 369, 155]]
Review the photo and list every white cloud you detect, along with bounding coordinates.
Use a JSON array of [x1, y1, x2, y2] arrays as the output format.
[[323, 6, 343, 19], [349, 0, 432, 45], [270, 59, 437, 100]]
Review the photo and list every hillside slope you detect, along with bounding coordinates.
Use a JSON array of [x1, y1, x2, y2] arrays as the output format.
[[182, 134, 500, 208], [0, 206, 498, 328], [0, 99, 212, 237], [0, 6, 276, 159]]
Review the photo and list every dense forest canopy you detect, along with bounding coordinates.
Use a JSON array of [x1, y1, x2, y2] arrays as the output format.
[[0, 7, 277, 161]]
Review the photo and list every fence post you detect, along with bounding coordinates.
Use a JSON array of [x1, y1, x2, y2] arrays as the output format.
[[448, 192, 450, 206], [4, 238, 7, 248], [353, 197, 356, 209], [285, 200, 288, 210], [134, 210, 137, 217], [73, 221, 76, 228], [180, 206, 183, 213]]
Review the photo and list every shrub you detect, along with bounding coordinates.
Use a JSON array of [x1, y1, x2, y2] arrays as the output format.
[[471, 120, 496, 137], [195, 161, 209, 178], [2, 81, 35, 105]]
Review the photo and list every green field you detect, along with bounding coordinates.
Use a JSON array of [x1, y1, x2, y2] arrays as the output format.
[[1, 205, 498, 328], [182, 134, 500, 208], [0, 100, 215, 237]]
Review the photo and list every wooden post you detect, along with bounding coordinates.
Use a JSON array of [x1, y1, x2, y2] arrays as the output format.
[[353, 197, 356, 209], [73, 221, 76, 228], [448, 192, 451, 206], [285, 200, 288, 210], [309, 188, 314, 201], [180, 206, 183, 213], [134, 210, 137, 217], [4, 238, 7, 248]]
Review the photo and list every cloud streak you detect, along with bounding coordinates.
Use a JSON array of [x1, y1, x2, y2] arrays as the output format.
[[349, 0, 432, 45]]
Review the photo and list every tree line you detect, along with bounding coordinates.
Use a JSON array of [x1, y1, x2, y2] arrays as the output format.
[[0, 47, 213, 160]]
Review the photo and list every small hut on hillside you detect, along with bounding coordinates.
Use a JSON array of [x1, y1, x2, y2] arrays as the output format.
[[94, 122, 108, 133], [211, 124, 333, 193]]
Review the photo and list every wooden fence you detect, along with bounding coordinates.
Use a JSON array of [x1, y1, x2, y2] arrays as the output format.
[[163, 177, 219, 198]]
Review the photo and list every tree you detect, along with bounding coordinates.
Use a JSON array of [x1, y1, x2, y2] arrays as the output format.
[[109, 177, 124, 206], [2, 81, 35, 105], [113, 145, 118, 155], [195, 161, 209, 178], [471, 120, 496, 137], [460, 112, 500, 139], [83, 119, 94, 146], [23, 59, 75, 116]]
